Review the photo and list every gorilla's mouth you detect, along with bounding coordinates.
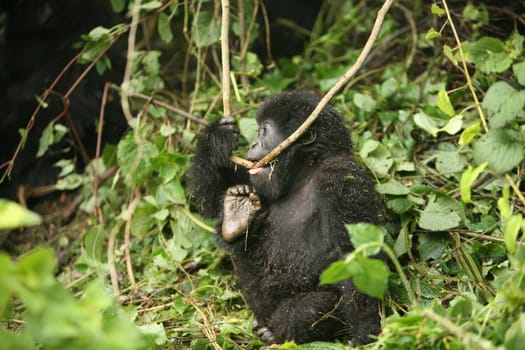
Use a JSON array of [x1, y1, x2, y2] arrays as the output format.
[[248, 166, 265, 175]]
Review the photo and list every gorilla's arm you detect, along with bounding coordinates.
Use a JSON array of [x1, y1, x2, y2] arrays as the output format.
[[188, 117, 250, 218]]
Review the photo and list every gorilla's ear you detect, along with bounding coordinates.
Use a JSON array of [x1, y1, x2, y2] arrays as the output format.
[[301, 130, 317, 145]]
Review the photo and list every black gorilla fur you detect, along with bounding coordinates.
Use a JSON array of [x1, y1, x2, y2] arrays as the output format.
[[189, 91, 382, 344]]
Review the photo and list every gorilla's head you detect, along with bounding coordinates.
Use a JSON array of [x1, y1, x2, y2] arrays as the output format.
[[246, 91, 353, 202]]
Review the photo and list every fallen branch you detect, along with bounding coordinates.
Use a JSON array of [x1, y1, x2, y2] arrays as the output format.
[[230, 0, 395, 169], [221, 0, 232, 116]]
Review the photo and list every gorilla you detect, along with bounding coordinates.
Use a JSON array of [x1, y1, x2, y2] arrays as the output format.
[[189, 91, 382, 344]]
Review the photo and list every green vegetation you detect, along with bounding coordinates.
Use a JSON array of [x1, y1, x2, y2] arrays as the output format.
[[1, 0, 525, 349]]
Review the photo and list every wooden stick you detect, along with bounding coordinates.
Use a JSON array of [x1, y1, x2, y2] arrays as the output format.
[[221, 0, 232, 116], [231, 0, 395, 169]]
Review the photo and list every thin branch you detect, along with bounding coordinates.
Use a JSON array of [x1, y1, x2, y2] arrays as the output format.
[[121, 0, 142, 122], [232, 0, 395, 169], [441, 0, 488, 132], [124, 188, 141, 288], [127, 91, 208, 125], [220, 0, 232, 116]]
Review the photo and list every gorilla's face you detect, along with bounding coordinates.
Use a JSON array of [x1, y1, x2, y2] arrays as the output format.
[[246, 118, 292, 202]]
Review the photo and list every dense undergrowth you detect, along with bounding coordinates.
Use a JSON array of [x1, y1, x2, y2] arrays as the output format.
[[1, 0, 525, 349]]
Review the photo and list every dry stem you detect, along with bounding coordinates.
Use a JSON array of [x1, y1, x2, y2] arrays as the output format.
[[230, 0, 395, 169]]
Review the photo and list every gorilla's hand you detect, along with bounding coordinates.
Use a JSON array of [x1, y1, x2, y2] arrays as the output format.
[[222, 185, 261, 242], [252, 320, 277, 344], [206, 117, 240, 167]]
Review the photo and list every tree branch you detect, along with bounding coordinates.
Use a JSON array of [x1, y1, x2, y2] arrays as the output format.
[[231, 0, 395, 169], [221, 0, 232, 116]]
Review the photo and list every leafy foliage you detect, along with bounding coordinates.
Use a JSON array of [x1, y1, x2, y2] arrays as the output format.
[[1, 0, 525, 349]]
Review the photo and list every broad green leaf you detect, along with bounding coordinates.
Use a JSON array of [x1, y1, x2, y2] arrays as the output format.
[[440, 115, 463, 135], [346, 223, 384, 256], [443, 44, 458, 66], [425, 28, 440, 40], [55, 174, 84, 191], [110, 0, 126, 12], [417, 233, 448, 261], [192, 11, 220, 48], [346, 256, 389, 299], [376, 179, 410, 196], [435, 151, 465, 175], [239, 117, 258, 143], [505, 309, 525, 350], [36, 122, 55, 157], [158, 13, 174, 43], [137, 323, 167, 346], [83, 226, 106, 262], [320, 260, 352, 285], [473, 129, 524, 173], [463, 37, 513, 73], [437, 89, 455, 116], [460, 163, 487, 203], [513, 61, 525, 86], [504, 214, 522, 254], [360, 140, 393, 176], [140, 1, 162, 10], [414, 112, 439, 137], [353, 93, 376, 112], [387, 197, 415, 215], [431, 4, 445, 16], [459, 122, 480, 146], [0, 199, 42, 229], [482, 81, 525, 128], [419, 194, 464, 231], [156, 179, 186, 205]]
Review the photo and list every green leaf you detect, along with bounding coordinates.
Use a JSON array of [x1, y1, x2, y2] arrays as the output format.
[[140, 1, 162, 10], [431, 4, 445, 17], [414, 112, 439, 137], [498, 185, 512, 219], [460, 163, 487, 203], [440, 115, 463, 135], [513, 61, 525, 86], [482, 81, 525, 128], [419, 194, 464, 231], [346, 223, 384, 256], [459, 122, 481, 146], [192, 11, 220, 48], [417, 233, 448, 261], [319, 261, 352, 285], [504, 214, 522, 254], [158, 13, 174, 43], [435, 151, 465, 175], [376, 179, 410, 196], [359, 140, 393, 176], [346, 256, 389, 299], [0, 199, 42, 229], [238, 117, 258, 144], [36, 122, 55, 157], [110, 0, 125, 12], [156, 179, 186, 205], [353, 93, 376, 113], [505, 313, 525, 350], [425, 28, 440, 40], [437, 89, 455, 116], [463, 37, 514, 73], [473, 129, 524, 173]]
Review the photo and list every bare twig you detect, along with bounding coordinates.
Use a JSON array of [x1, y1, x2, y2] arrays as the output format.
[[231, 0, 395, 169], [220, 0, 232, 116], [441, 0, 488, 132], [124, 188, 141, 288], [108, 222, 124, 297], [121, 0, 142, 122], [127, 91, 208, 125]]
